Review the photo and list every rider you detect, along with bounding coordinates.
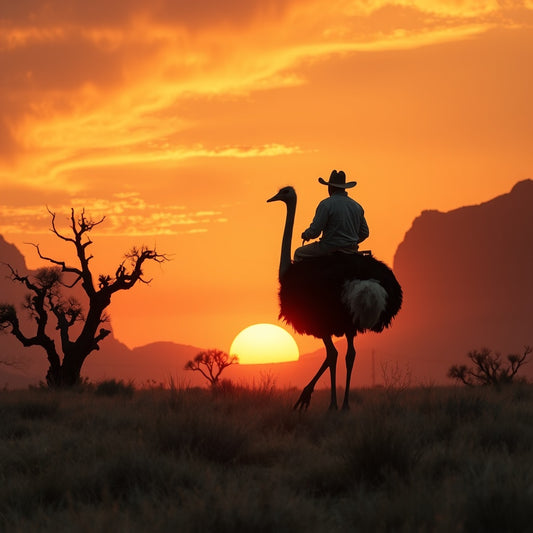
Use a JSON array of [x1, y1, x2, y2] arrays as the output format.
[[294, 170, 369, 262]]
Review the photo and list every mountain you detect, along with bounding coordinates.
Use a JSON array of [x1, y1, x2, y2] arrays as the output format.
[[1, 180, 532, 388], [84, 341, 206, 387], [354, 179, 533, 383]]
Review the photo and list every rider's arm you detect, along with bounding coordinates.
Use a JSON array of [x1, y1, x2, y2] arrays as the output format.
[[302, 200, 328, 241], [358, 215, 369, 244]]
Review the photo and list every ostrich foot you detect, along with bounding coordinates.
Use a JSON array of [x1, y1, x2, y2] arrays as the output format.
[[293, 385, 314, 410]]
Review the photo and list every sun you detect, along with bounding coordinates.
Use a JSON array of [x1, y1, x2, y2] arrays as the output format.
[[229, 323, 299, 365]]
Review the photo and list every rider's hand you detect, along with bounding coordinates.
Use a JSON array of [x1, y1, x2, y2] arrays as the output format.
[[301, 232, 308, 242]]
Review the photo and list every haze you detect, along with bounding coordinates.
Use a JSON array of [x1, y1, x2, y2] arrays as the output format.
[[1, 1, 532, 356]]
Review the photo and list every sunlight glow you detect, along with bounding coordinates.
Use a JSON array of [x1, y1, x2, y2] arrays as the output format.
[[229, 324, 299, 365]]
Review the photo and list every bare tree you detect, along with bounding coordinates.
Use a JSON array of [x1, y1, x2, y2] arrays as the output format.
[[448, 346, 532, 386], [0, 208, 167, 388], [185, 349, 239, 387]]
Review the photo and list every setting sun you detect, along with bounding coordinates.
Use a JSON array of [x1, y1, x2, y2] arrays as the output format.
[[230, 324, 299, 365]]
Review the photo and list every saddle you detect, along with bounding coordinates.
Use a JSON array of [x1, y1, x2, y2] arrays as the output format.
[[334, 247, 372, 257]]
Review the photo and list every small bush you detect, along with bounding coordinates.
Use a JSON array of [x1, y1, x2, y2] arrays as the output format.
[[95, 379, 135, 397], [448, 346, 532, 386]]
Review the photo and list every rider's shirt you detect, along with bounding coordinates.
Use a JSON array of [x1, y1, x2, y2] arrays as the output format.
[[302, 193, 369, 251]]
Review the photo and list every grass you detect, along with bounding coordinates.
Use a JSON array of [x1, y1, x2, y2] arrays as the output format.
[[1, 382, 533, 532]]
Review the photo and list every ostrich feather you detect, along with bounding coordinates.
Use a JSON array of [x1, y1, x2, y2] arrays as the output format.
[[279, 252, 402, 338], [341, 279, 388, 331]]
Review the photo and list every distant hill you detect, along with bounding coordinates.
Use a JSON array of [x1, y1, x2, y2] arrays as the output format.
[[84, 341, 206, 387], [0, 236, 206, 388], [1, 180, 532, 388]]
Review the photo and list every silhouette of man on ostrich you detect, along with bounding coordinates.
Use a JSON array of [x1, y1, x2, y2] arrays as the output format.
[[294, 170, 369, 262], [268, 170, 402, 411]]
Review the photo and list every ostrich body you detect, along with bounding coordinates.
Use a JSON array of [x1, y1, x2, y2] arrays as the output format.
[[268, 186, 402, 410]]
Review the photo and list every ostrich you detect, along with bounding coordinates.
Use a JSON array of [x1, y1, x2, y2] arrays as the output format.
[[267, 186, 402, 410]]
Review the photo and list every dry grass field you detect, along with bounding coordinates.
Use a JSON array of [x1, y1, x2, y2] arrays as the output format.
[[2, 380, 533, 532]]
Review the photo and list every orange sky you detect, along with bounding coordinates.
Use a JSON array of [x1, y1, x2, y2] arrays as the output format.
[[1, 1, 532, 357]]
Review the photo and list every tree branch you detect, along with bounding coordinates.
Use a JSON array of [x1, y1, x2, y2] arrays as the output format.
[[104, 247, 169, 294], [91, 328, 111, 350], [26, 242, 83, 280]]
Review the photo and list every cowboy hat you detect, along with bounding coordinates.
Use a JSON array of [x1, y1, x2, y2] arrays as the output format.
[[318, 170, 356, 188]]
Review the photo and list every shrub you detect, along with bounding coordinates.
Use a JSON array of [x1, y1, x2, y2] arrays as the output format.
[[95, 379, 135, 397], [184, 349, 238, 387], [448, 346, 532, 386]]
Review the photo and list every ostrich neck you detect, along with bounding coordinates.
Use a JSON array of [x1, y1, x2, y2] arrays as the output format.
[[279, 198, 296, 280]]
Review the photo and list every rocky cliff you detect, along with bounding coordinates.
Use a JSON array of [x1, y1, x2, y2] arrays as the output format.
[[361, 179, 533, 383]]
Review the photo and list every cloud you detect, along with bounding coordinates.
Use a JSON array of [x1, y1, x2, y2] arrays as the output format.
[[0, 193, 227, 236], [0, 0, 530, 192], [49, 142, 305, 177]]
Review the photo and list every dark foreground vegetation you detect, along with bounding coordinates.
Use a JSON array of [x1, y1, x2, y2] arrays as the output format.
[[2, 381, 533, 532]]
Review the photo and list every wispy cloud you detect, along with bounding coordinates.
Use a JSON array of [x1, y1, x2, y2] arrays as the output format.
[[0, 193, 227, 236], [46, 143, 305, 181]]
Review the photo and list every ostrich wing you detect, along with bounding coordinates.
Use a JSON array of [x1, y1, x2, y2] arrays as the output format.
[[279, 253, 402, 338]]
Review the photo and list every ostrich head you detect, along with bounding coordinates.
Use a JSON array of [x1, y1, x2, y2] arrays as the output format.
[[267, 186, 296, 205]]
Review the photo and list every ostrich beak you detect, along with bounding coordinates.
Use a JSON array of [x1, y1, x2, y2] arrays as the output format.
[[267, 193, 280, 203]]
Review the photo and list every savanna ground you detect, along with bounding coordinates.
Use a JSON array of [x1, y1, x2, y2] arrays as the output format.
[[2, 379, 533, 532]]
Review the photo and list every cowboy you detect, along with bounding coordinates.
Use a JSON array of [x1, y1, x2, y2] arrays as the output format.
[[294, 170, 369, 262]]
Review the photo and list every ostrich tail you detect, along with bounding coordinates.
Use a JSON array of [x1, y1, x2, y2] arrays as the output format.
[[342, 279, 388, 331]]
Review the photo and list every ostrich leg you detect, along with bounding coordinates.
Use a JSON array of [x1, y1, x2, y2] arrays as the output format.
[[325, 336, 340, 410], [294, 336, 338, 411], [341, 334, 356, 410]]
